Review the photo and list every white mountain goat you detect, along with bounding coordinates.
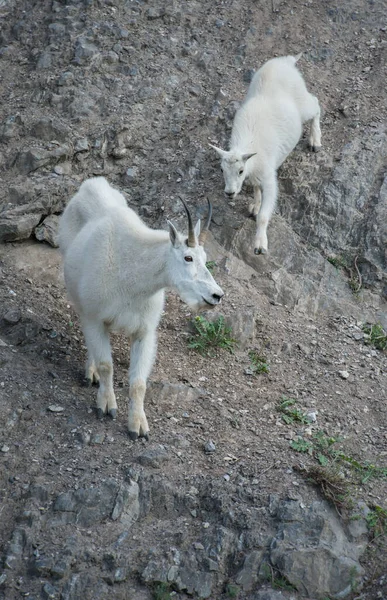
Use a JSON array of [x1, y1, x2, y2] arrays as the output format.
[[58, 177, 224, 440], [210, 54, 322, 255]]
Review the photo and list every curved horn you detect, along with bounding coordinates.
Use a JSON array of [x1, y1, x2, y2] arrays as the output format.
[[198, 198, 212, 246], [179, 197, 196, 247]]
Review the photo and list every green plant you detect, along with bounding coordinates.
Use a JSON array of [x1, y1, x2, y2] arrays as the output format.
[[290, 438, 313, 453], [366, 505, 387, 538], [225, 583, 240, 598], [277, 397, 309, 425], [362, 322, 387, 351], [206, 260, 216, 273], [188, 315, 237, 356], [152, 582, 173, 600], [248, 350, 269, 374], [272, 576, 297, 592], [327, 255, 349, 269]]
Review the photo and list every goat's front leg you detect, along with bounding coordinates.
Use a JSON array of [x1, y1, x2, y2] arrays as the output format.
[[248, 185, 262, 217], [127, 330, 157, 440], [81, 318, 117, 419], [254, 173, 278, 255]]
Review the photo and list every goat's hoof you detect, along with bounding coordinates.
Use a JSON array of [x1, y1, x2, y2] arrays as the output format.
[[254, 247, 267, 255], [311, 145, 322, 153], [109, 408, 117, 420], [97, 408, 105, 420], [84, 377, 93, 388], [140, 432, 150, 441], [128, 430, 139, 441]]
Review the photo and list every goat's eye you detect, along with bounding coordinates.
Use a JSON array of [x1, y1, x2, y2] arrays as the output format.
[[238, 168, 244, 176], [184, 256, 193, 263]]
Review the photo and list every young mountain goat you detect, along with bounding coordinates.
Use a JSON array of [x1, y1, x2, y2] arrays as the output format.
[[210, 54, 322, 255], [59, 177, 224, 440]]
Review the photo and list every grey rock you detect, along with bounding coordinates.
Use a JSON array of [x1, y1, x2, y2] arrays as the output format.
[[111, 481, 140, 526], [236, 550, 264, 591], [14, 144, 71, 174], [204, 440, 216, 454], [51, 559, 70, 579], [270, 499, 365, 598], [225, 308, 256, 348], [73, 38, 99, 65], [36, 51, 52, 69], [32, 556, 53, 576], [30, 117, 68, 142], [58, 71, 74, 86], [61, 573, 109, 600], [34, 214, 59, 247], [136, 445, 170, 468], [0, 213, 42, 242], [176, 567, 213, 598], [74, 137, 89, 153], [0, 115, 22, 140], [3, 308, 21, 325], [53, 479, 119, 526], [147, 7, 165, 19], [90, 432, 105, 445]]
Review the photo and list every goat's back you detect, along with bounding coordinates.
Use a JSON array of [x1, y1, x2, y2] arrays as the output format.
[[245, 55, 306, 101], [58, 177, 128, 255]]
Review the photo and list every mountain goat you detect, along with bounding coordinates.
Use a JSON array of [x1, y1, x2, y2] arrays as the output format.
[[210, 54, 322, 255], [58, 177, 224, 440]]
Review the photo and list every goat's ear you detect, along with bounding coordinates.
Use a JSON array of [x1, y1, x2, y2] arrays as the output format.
[[167, 220, 181, 248], [194, 219, 201, 239], [242, 152, 257, 162], [209, 143, 227, 158]]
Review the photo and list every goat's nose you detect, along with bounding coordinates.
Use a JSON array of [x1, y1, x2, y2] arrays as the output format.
[[212, 292, 223, 303], [225, 191, 234, 198]]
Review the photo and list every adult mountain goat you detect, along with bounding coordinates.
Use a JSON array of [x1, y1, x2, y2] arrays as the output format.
[[210, 54, 322, 255], [59, 177, 224, 440]]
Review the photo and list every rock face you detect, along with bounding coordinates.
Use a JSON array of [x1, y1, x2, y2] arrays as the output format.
[[270, 500, 365, 599], [1, 477, 367, 600], [277, 129, 387, 303], [0, 1, 386, 599]]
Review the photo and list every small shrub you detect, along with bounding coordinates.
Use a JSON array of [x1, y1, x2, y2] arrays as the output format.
[[206, 260, 216, 273], [362, 322, 387, 352], [366, 505, 387, 538], [248, 350, 270, 374], [152, 582, 173, 600], [188, 315, 237, 356], [277, 397, 309, 424], [225, 583, 240, 598], [290, 437, 313, 453]]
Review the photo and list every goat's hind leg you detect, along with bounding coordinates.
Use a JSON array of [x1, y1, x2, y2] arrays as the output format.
[[301, 93, 322, 152], [81, 318, 117, 419], [127, 330, 157, 440]]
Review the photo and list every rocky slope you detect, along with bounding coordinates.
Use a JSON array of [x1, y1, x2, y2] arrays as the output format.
[[0, 1, 386, 599]]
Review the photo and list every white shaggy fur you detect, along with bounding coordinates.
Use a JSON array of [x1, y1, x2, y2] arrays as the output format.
[[210, 54, 322, 255], [58, 177, 223, 440]]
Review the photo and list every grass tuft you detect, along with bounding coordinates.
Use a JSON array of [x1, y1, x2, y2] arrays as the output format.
[[188, 315, 237, 357]]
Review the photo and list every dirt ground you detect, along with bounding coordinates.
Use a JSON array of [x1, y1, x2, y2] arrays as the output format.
[[0, 0, 386, 598]]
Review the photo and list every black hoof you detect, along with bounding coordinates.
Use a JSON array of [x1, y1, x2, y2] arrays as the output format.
[[312, 145, 321, 153], [84, 377, 93, 388], [254, 247, 267, 255], [109, 408, 117, 420], [140, 432, 149, 441], [97, 408, 105, 420], [128, 430, 139, 441]]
